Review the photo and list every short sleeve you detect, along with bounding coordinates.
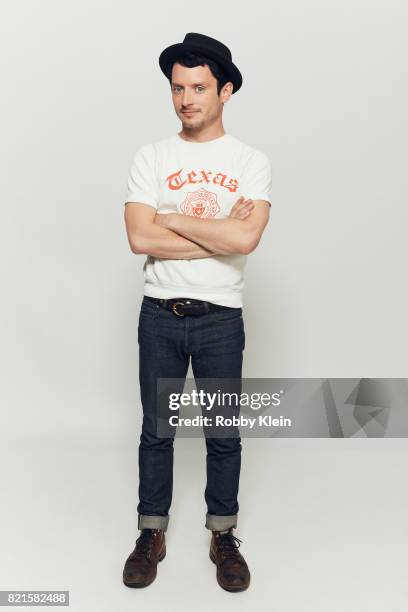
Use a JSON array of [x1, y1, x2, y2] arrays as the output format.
[[124, 144, 159, 209], [241, 150, 272, 206]]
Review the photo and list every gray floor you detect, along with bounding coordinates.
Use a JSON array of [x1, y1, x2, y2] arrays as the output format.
[[1, 436, 407, 611]]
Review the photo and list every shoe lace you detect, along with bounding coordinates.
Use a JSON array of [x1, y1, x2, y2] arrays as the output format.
[[133, 529, 160, 560], [217, 531, 244, 562]]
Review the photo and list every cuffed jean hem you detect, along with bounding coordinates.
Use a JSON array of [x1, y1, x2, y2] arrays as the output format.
[[205, 513, 238, 531], [138, 513, 170, 532]]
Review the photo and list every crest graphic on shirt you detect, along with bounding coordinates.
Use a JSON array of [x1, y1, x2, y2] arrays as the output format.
[[180, 188, 220, 218]]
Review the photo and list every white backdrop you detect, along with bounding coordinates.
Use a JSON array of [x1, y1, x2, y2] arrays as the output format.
[[1, 1, 407, 610]]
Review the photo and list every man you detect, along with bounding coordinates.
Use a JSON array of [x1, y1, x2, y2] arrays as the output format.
[[122, 32, 272, 592]]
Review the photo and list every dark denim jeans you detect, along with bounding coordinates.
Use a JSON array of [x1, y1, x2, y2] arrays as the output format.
[[136, 295, 245, 532]]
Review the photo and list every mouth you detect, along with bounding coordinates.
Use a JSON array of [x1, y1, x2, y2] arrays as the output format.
[[181, 110, 198, 115]]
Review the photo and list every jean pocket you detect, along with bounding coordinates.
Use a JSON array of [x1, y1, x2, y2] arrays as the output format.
[[213, 308, 243, 324], [139, 299, 160, 320]]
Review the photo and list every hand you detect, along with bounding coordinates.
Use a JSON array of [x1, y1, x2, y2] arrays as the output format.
[[228, 196, 254, 220]]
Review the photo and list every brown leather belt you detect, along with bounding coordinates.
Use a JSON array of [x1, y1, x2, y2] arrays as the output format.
[[144, 295, 237, 317]]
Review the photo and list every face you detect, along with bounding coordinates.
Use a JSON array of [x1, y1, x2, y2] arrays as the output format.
[[170, 62, 233, 129]]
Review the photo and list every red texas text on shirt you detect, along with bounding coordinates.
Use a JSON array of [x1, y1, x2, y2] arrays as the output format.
[[165, 168, 239, 193]]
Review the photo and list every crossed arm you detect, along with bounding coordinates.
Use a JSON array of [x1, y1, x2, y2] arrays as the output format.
[[124, 196, 270, 259]]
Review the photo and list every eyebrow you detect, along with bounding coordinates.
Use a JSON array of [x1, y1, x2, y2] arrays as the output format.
[[171, 82, 208, 87]]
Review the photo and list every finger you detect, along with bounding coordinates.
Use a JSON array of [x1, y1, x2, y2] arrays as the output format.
[[236, 198, 251, 210], [230, 199, 242, 211], [239, 211, 250, 219]]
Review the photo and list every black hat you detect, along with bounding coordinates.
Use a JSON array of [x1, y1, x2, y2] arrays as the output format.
[[159, 32, 242, 94]]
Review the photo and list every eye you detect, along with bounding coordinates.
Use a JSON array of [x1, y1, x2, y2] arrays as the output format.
[[172, 85, 205, 93]]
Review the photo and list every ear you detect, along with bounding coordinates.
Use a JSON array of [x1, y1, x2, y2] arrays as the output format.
[[221, 81, 234, 102]]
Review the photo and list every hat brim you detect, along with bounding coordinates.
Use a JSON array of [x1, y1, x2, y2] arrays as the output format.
[[159, 42, 242, 94]]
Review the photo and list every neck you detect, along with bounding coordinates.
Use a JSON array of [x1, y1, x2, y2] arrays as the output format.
[[178, 122, 226, 143]]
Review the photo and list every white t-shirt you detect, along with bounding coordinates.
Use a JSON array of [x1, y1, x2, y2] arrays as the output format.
[[124, 132, 272, 307]]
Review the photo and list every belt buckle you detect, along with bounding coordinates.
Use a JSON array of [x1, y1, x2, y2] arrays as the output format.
[[172, 301, 186, 317]]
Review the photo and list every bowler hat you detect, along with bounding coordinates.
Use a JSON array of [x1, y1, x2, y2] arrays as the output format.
[[159, 32, 242, 94]]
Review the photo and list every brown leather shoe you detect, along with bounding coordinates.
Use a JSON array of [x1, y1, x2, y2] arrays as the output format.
[[209, 527, 251, 592], [123, 528, 166, 588]]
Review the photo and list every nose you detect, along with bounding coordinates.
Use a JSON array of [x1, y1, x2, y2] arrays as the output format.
[[181, 89, 194, 107]]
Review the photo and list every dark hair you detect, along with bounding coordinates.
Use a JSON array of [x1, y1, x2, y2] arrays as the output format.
[[164, 51, 230, 96]]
